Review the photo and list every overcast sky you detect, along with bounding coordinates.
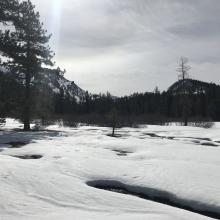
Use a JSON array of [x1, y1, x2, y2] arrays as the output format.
[[32, 0, 220, 96]]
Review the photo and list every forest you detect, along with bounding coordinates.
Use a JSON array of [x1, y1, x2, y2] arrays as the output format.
[[1, 67, 220, 128]]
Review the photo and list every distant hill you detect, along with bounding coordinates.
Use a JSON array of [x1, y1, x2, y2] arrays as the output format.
[[167, 79, 220, 95], [37, 69, 86, 102]]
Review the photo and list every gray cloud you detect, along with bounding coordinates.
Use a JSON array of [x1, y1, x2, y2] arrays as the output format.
[[31, 0, 220, 95], [168, 20, 220, 39]]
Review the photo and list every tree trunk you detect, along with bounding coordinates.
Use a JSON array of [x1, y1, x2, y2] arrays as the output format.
[[184, 117, 188, 126], [23, 36, 31, 131], [23, 70, 31, 131], [112, 126, 115, 137]]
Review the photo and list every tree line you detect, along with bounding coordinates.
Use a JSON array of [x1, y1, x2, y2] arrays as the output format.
[[1, 67, 220, 127]]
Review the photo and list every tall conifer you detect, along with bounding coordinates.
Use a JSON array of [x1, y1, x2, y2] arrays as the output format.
[[0, 0, 54, 130]]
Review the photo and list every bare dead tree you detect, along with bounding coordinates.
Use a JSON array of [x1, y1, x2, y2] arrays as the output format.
[[107, 108, 119, 137], [177, 57, 191, 126], [177, 57, 191, 81]]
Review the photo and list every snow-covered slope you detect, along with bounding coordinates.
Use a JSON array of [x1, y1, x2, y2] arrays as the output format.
[[38, 69, 86, 101], [0, 120, 219, 219]]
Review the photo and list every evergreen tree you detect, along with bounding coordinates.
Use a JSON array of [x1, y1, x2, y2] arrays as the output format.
[[0, 0, 19, 23], [0, 0, 54, 130]]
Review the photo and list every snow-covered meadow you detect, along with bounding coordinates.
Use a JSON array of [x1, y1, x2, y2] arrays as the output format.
[[0, 119, 220, 220]]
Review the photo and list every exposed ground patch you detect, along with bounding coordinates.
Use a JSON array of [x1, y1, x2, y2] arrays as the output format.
[[112, 149, 133, 156], [5, 141, 28, 148], [87, 180, 220, 220], [11, 154, 43, 159], [107, 134, 123, 138], [144, 133, 219, 147], [201, 142, 219, 147]]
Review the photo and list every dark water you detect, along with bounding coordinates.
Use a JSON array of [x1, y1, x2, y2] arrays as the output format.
[[87, 180, 220, 220], [12, 154, 42, 159]]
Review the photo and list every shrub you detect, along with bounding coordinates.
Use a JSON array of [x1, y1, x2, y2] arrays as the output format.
[[189, 117, 214, 128], [0, 118, 6, 127]]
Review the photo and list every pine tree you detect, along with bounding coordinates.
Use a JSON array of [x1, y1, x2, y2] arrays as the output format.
[[0, 0, 54, 130], [0, 0, 19, 23]]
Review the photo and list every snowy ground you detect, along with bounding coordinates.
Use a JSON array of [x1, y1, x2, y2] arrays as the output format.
[[0, 119, 220, 220]]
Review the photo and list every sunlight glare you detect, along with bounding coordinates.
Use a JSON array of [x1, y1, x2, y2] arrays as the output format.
[[49, 0, 63, 54]]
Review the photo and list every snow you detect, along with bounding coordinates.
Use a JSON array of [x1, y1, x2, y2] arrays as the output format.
[[0, 120, 219, 219], [38, 70, 86, 101]]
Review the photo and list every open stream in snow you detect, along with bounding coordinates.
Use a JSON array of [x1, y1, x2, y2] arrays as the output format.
[[87, 180, 220, 219]]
